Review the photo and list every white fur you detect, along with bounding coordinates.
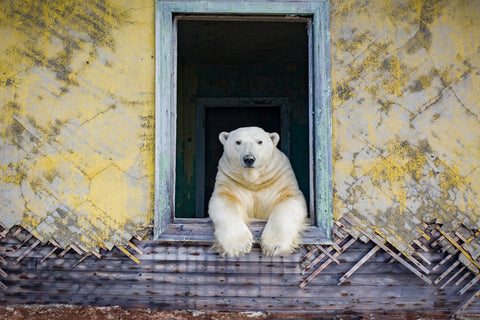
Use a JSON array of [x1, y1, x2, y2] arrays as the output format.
[[208, 127, 307, 256]]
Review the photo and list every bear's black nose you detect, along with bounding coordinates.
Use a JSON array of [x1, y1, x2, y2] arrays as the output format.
[[243, 155, 256, 167]]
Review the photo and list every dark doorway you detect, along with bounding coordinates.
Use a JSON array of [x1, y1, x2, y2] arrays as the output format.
[[176, 17, 309, 218]]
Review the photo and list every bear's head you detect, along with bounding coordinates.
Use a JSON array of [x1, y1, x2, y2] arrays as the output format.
[[219, 127, 280, 169]]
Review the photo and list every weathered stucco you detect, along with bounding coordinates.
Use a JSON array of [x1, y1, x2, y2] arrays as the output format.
[[0, 0, 479, 268], [331, 0, 480, 271], [0, 0, 155, 251]]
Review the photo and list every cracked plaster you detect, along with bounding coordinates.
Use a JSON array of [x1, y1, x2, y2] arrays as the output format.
[[332, 0, 480, 268], [0, 0, 154, 252]]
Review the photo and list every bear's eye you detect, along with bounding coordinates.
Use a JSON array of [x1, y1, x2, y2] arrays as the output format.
[[257, 140, 263, 145], [235, 140, 241, 145]]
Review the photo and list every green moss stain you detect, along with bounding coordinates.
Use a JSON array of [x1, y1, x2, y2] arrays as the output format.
[[1, 163, 26, 186], [332, 0, 480, 259], [0, 0, 154, 252], [408, 75, 432, 92], [405, 0, 447, 53], [380, 55, 409, 96], [0, 0, 128, 87], [1, 103, 23, 142], [334, 81, 354, 102], [336, 31, 372, 56]]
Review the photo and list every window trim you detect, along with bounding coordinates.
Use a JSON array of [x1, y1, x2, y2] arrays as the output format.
[[155, 0, 332, 244]]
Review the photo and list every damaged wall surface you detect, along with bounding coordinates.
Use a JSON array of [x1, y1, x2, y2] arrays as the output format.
[[0, 0, 155, 252], [331, 0, 480, 274], [0, 0, 479, 294]]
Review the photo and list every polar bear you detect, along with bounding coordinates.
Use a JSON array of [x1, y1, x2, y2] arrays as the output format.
[[208, 126, 307, 256]]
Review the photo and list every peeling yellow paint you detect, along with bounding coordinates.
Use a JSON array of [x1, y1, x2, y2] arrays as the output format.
[[332, 0, 480, 259], [0, 0, 154, 252]]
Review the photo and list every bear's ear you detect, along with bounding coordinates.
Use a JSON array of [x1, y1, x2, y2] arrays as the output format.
[[219, 132, 229, 145], [269, 132, 280, 147]]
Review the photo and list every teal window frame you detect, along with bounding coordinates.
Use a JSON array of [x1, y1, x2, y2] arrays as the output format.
[[155, 0, 332, 244]]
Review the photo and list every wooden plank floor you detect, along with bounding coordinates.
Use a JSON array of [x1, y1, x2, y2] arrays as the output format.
[[0, 233, 479, 317]]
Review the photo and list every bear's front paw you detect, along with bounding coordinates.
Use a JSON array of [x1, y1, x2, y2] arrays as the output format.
[[261, 228, 299, 257], [214, 224, 253, 257]]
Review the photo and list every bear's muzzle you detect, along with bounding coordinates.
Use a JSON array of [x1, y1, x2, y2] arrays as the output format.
[[242, 155, 256, 168]]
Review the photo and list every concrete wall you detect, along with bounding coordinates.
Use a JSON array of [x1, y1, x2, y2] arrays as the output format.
[[0, 0, 479, 265]]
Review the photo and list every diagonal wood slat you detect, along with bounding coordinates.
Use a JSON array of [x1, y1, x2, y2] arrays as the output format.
[[338, 245, 380, 286], [41, 245, 59, 263], [316, 244, 340, 265], [436, 226, 480, 271], [454, 288, 480, 316], [458, 275, 480, 295], [300, 218, 480, 307], [14, 239, 41, 265], [434, 260, 461, 285], [117, 245, 140, 264], [72, 253, 92, 268], [432, 253, 454, 272], [455, 270, 473, 287], [437, 266, 466, 293], [301, 237, 345, 274], [342, 216, 433, 285], [300, 236, 357, 288]]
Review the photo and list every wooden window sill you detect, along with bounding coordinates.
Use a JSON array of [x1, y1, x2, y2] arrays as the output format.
[[156, 218, 332, 245]]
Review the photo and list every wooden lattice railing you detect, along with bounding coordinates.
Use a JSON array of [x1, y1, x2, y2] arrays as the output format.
[[299, 217, 480, 316], [1, 221, 479, 316]]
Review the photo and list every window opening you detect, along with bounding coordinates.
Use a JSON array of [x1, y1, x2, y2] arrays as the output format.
[[176, 18, 309, 218], [155, 0, 332, 243]]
